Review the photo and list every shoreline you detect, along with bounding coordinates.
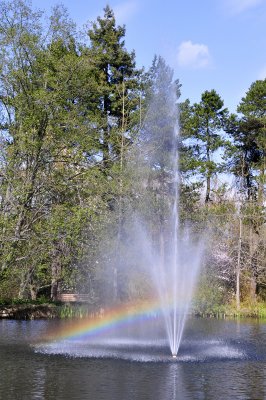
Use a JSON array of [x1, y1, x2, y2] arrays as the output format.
[[0, 303, 59, 319], [1, 302, 266, 320]]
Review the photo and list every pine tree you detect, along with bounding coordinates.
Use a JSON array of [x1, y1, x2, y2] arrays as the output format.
[[236, 79, 266, 204], [88, 5, 141, 169], [180, 90, 228, 203]]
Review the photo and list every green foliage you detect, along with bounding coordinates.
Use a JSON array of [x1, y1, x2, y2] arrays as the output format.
[[193, 270, 232, 316], [225, 79, 266, 202], [180, 90, 228, 202], [0, 1, 126, 300], [0, 296, 55, 306], [87, 5, 141, 167], [0, 1, 265, 314], [58, 304, 92, 318]]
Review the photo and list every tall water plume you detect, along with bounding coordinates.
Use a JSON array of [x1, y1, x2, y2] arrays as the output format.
[[133, 57, 203, 356]]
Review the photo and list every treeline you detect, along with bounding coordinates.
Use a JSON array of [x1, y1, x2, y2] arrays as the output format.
[[0, 0, 265, 311]]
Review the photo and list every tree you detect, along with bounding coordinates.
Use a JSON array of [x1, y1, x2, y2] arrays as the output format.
[[84, 6, 143, 303], [87, 5, 140, 169], [223, 80, 266, 303], [0, 0, 105, 299], [226, 79, 266, 204], [180, 90, 228, 203]]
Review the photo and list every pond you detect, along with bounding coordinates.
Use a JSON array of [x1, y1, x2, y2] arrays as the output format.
[[1, 317, 266, 400]]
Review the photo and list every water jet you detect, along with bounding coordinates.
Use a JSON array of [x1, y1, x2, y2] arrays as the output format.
[[138, 65, 204, 357]]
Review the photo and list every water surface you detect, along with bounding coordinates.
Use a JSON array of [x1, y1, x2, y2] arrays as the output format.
[[1, 318, 266, 400]]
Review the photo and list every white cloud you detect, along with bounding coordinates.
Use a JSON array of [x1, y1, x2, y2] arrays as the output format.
[[177, 41, 211, 69], [258, 66, 266, 80], [113, 1, 139, 24], [222, 0, 263, 15]]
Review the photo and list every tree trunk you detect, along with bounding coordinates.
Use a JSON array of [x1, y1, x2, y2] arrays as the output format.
[[236, 216, 242, 310], [205, 130, 211, 203], [18, 268, 34, 299], [103, 66, 111, 169], [114, 204, 123, 302], [249, 276, 257, 302], [50, 248, 61, 301], [205, 175, 211, 203], [258, 153, 265, 206], [29, 283, 37, 301], [103, 101, 110, 168], [248, 225, 259, 302]]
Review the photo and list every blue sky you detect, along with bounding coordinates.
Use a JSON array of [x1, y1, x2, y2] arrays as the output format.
[[34, 0, 266, 112]]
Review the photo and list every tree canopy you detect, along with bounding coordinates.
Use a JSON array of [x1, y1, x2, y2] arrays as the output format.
[[0, 1, 265, 313]]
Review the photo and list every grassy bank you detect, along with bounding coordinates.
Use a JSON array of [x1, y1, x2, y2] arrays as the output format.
[[193, 300, 266, 319], [0, 299, 101, 319], [1, 299, 266, 320]]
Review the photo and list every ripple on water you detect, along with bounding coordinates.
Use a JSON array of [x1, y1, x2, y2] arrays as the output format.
[[33, 337, 247, 363]]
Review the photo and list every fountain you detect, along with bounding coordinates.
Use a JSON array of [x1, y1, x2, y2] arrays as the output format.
[[135, 59, 203, 357], [35, 60, 203, 361]]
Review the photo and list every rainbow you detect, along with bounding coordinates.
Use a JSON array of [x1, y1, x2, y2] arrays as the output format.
[[40, 298, 172, 343]]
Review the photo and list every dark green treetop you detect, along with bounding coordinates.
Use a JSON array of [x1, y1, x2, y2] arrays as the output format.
[[225, 79, 266, 202], [180, 89, 228, 203], [87, 6, 141, 168]]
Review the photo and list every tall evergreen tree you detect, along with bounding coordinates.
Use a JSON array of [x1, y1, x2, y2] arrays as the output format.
[[180, 90, 228, 203], [87, 5, 140, 169], [226, 79, 266, 203]]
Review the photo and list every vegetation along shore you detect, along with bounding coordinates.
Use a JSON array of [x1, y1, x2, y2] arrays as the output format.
[[0, 1, 265, 315]]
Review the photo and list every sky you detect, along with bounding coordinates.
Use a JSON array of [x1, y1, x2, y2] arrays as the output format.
[[33, 0, 266, 112]]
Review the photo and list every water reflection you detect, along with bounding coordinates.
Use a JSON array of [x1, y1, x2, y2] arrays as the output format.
[[32, 367, 46, 400], [1, 318, 266, 400], [160, 361, 266, 400]]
